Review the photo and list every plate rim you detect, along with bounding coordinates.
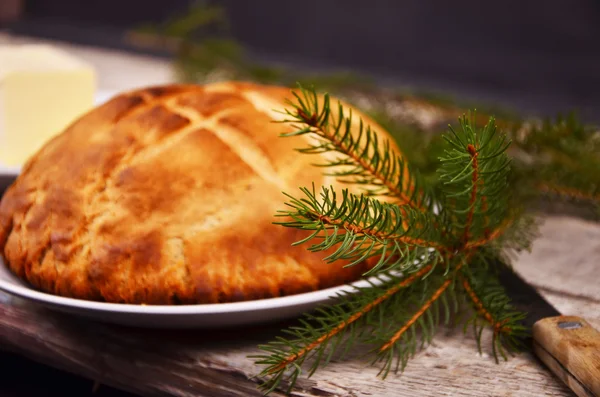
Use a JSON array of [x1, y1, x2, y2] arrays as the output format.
[[0, 258, 380, 315]]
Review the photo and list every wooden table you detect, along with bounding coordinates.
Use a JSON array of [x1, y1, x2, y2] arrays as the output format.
[[1, 33, 599, 397]]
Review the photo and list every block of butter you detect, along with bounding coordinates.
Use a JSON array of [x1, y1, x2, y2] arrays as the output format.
[[0, 44, 96, 167]]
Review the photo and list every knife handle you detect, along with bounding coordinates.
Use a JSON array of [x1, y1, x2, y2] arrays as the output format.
[[532, 315, 600, 397]]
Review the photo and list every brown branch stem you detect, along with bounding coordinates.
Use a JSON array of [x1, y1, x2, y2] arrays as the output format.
[[464, 220, 511, 250], [315, 214, 445, 250], [297, 109, 424, 210], [461, 277, 511, 334], [268, 263, 435, 374], [538, 183, 600, 203], [379, 278, 452, 352]]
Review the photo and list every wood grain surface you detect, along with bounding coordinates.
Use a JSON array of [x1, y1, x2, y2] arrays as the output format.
[[0, 33, 598, 397]]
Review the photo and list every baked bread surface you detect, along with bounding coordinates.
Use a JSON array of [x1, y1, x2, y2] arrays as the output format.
[[0, 81, 400, 304]]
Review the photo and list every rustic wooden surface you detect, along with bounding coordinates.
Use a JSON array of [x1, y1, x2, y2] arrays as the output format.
[[0, 33, 599, 397]]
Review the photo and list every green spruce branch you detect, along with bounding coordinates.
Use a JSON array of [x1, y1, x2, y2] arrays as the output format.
[[251, 263, 450, 394], [276, 88, 430, 208], [252, 85, 539, 394], [275, 185, 444, 274], [461, 254, 529, 362]]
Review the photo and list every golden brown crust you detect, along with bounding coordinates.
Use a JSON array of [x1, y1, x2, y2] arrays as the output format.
[[0, 81, 401, 304]]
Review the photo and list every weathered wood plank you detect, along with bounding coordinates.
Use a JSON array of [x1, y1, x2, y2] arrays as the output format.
[[541, 291, 600, 330], [0, 296, 583, 397], [514, 216, 600, 302], [0, 301, 282, 397]]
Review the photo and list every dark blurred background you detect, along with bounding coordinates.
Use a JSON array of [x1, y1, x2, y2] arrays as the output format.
[[0, 1, 599, 396], [2, 0, 600, 121]]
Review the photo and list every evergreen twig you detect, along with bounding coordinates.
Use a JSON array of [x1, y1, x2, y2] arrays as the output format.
[[461, 260, 529, 362], [252, 263, 436, 394], [275, 184, 445, 273], [277, 86, 430, 209], [253, 86, 532, 394]]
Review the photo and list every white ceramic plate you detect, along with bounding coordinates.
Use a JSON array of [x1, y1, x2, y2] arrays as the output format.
[[0, 256, 379, 328], [0, 90, 117, 187]]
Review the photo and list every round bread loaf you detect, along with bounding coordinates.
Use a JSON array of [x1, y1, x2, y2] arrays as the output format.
[[0, 81, 401, 304]]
